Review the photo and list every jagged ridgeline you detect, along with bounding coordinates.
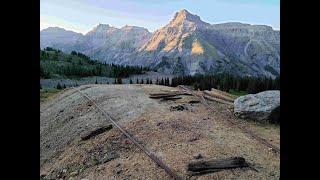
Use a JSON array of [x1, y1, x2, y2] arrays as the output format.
[[40, 47, 149, 79], [40, 9, 280, 78]]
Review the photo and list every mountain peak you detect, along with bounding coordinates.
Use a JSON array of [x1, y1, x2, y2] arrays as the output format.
[[170, 9, 210, 28]]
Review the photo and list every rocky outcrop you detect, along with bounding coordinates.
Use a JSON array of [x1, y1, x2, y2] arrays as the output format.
[[234, 90, 280, 123]]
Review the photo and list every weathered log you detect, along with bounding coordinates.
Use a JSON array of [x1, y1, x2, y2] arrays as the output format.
[[149, 92, 191, 99], [211, 88, 237, 99], [188, 100, 200, 104], [203, 94, 234, 106], [188, 157, 249, 175], [81, 124, 113, 141], [204, 90, 235, 103], [160, 97, 182, 101]]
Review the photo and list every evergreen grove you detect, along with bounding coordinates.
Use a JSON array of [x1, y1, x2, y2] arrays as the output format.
[[170, 74, 280, 94], [40, 47, 149, 79]]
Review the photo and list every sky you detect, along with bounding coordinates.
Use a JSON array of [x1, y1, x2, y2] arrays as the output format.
[[40, 0, 280, 34]]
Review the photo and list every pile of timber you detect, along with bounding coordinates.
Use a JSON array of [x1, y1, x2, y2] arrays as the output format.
[[203, 88, 236, 106], [187, 157, 249, 175]]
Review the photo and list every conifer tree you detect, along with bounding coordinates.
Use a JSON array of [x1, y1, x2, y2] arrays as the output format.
[[136, 78, 139, 84], [160, 78, 164, 85], [56, 82, 62, 89], [129, 79, 133, 84], [117, 77, 122, 84]]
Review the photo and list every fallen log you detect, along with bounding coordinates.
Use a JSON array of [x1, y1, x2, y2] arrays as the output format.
[[188, 100, 200, 104], [81, 124, 113, 141], [160, 97, 182, 101], [211, 88, 237, 99], [204, 90, 235, 103], [203, 94, 234, 106], [149, 92, 191, 99], [187, 157, 249, 175]]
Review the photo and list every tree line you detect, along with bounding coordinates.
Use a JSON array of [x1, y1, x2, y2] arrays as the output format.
[[170, 73, 280, 94], [40, 47, 149, 79]]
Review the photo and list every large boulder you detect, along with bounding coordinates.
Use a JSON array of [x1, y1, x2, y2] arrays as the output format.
[[234, 90, 280, 123]]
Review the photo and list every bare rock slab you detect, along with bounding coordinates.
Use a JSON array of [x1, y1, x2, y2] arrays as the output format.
[[234, 90, 280, 123]]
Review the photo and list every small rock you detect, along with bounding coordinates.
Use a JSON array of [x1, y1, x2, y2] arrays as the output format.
[[194, 154, 203, 159], [69, 170, 78, 177], [62, 169, 67, 173]]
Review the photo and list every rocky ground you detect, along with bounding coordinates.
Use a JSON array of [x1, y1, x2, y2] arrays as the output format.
[[40, 84, 279, 179]]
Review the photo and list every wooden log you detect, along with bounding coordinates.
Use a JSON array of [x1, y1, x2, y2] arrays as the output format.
[[211, 88, 237, 99], [149, 94, 179, 99], [203, 94, 234, 106], [188, 157, 249, 175], [188, 100, 200, 104], [149, 92, 191, 99], [160, 97, 182, 101], [204, 90, 235, 103], [81, 124, 113, 141]]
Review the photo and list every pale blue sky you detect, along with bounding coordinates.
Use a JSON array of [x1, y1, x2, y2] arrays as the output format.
[[40, 0, 280, 34]]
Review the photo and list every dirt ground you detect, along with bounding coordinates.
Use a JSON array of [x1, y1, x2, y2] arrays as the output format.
[[40, 84, 280, 179]]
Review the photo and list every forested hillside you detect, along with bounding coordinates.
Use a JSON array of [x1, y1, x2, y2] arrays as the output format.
[[40, 47, 148, 79]]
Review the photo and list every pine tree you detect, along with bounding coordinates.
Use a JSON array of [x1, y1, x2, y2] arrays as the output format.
[[114, 78, 117, 84], [150, 79, 153, 84], [156, 77, 159, 85], [117, 77, 122, 84], [95, 78, 98, 84], [140, 79, 144, 84], [129, 79, 133, 84], [56, 82, 62, 89], [63, 84, 66, 89], [136, 78, 139, 84], [146, 78, 150, 84], [160, 78, 164, 85]]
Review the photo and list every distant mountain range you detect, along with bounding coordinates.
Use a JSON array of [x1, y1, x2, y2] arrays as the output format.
[[40, 9, 280, 78]]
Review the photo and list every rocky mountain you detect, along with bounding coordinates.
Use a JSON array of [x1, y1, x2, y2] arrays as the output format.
[[40, 27, 84, 52], [40, 9, 280, 77]]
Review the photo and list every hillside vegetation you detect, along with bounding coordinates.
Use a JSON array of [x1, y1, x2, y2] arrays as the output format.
[[40, 47, 149, 79]]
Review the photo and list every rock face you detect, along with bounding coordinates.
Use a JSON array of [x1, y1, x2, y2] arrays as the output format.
[[233, 90, 280, 122], [40, 9, 280, 78], [40, 27, 84, 52]]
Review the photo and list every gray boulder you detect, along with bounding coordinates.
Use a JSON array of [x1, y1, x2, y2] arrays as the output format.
[[234, 90, 280, 123]]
